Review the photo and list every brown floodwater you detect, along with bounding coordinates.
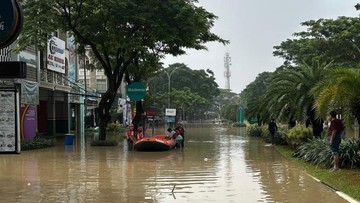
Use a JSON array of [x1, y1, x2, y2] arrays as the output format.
[[0, 124, 353, 203]]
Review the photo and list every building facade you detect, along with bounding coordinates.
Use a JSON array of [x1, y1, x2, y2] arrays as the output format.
[[0, 31, 86, 139]]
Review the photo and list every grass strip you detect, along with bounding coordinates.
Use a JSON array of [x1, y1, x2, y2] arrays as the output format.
[[276, 145, 360, 202]]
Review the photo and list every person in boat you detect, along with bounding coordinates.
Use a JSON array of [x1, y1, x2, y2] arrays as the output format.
[[165, 128, 176, 142], [172, 122, 185, 148], [125, 124, 136, 151], [137, 125, 144, 140], [167, 128, 175, 137]]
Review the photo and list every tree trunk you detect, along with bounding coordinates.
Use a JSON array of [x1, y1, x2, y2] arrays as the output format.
[[132, 100, 144, 129], [98, 99, 112, 141], [288, 116, 296, 129], [98, 74, 121, 141], [311, 118, 324, 138], [356, 115, 360, 139]]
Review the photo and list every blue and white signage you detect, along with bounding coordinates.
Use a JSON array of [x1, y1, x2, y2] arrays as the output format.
[[165, 108, 176, 116], [47, 37, 65, 74]]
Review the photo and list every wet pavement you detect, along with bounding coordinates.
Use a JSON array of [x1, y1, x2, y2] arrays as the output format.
[[0, 124, 355, 202]]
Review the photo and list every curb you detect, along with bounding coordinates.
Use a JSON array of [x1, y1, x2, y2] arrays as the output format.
[[308, 174, 359, 203]]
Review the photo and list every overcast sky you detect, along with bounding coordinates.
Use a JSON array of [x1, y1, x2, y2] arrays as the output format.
[[162, 0, 360, 94]]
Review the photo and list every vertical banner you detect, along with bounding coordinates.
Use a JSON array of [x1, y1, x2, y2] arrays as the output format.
[[20, 79, 39, 105], [67, 35, 76, 83], [20, 104, 36, 141], [0, 88, 20, 153]]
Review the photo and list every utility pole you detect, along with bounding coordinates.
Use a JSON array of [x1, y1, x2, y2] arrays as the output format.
[[164, 67, 180, 129]]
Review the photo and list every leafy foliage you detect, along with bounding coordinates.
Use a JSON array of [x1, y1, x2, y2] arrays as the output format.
[[241, 72, 273, 124], [91, 125, 121, 146], [265, 62, 330, 123], [339, 139, 360, 168], [312, 68, 360, 127], [232, 123, 246, 127], [294, 138, 333, 168], [147, 63, 221, 120], [21, 136, 55, 151], [213, 89, 239, 120], [285, 126, 313, 149], [246, 125, 263, 137], [20, 0, 227, 140], [261, 126, 288, 145], [106, 123, 125, 133], [242, 16, 360, 128], [222, 104, 239, 122], [294, 138, 360, 169], [273, 17, 360, 67]]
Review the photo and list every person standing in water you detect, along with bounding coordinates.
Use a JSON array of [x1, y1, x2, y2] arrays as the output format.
[[172, 122, 185, 148], [268, 118, 278, 145], [125, 124, 136, 151]]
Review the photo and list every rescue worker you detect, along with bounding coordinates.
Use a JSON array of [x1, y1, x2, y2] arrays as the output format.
[[125, 124, 136, 151], [172, 121, 185, 148], [137, 125, 144, 140]]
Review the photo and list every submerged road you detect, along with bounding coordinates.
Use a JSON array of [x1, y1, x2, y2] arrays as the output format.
[[0, 124, 356, 202]]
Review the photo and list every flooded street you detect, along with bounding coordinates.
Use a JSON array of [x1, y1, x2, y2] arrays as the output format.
[[0, 124, 352, 202]]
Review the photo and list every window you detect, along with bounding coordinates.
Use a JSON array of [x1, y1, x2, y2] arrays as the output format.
[[96, 79, 107, 93]]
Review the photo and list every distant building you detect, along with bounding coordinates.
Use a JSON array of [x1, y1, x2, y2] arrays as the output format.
[[77, 48, 128, 126]]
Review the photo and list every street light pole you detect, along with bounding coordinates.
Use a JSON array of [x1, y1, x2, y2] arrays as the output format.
[[83, 56, 87, 128], [164, 67, 179, 108]]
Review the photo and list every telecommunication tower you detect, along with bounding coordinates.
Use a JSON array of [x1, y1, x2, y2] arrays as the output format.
[[224, 52, 231, 90]]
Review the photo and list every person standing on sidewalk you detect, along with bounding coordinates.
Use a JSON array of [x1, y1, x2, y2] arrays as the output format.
[[328, 110, 344, 172]]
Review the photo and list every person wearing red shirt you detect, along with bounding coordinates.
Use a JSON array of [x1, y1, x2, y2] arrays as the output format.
[[125, 124, 136, 151], [172, 122, 185, 148], [327, 110, 344, 172], [136, 125, 144, 140]]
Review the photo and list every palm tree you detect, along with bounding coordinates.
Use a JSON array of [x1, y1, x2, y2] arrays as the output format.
[[311, 68, 360, 127], [241, 72, 273, 125], [264, 61, 331, 134]]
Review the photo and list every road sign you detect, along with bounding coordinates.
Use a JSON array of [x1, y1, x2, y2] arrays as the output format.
[[147, 107, 157, 116], [165, 108, 176, 116], [164, 116, 176, 123], [127, 82, 146, 101]]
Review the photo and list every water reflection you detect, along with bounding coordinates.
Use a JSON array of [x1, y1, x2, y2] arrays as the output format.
[[0, 124, 350, 202]]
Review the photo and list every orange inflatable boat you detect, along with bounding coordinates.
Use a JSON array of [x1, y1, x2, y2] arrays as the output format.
[[134, 134, 176, 151]]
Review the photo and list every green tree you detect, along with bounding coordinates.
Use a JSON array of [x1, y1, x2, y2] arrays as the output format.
[[213, 89, 238, 121], [273, 17, 360, 67], [264, 62, 331, 135], [147, 63, 221, 120], [19, 0, 227, 140], [171, 88, 209, 120], [312, 67, 360, 127], [124, 54, 162, 130], [240, 72, 273, 125], [149, 63, 220, 101]]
